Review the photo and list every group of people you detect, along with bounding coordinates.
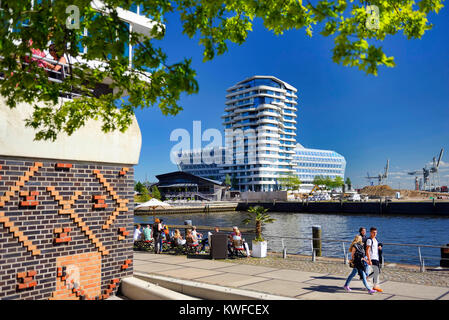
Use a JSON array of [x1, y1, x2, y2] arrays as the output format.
[[133, 222, 249, 257], [344, 227, 383, 294], [133, 219, 170, 254]]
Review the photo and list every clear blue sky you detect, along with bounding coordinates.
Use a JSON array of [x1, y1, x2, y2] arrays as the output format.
[[134, 8, 449, 190]]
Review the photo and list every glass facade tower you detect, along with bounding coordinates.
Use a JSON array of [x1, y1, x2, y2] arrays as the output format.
[[220, 76, 298, 192], [178, 75, 346, 192]]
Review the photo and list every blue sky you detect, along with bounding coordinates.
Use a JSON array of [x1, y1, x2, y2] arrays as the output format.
[[134, 7, 449, 190]]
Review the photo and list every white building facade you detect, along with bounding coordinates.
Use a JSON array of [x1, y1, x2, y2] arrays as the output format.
[[177, 76, 346, 192], [221, 76, 298, 192], [292, 143, 346, 187]]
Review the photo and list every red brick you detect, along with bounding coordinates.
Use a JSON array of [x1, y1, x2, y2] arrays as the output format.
[[30, 191, 39, 196], [17, 283, 28, 290], [17, 272, 27, 278]]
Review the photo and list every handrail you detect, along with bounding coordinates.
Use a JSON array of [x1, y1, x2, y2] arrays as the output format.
[[263, 235, 449, 250]]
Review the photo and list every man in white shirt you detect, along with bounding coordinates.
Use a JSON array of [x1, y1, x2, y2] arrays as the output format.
[[366, 227, 383, 292], [133, 224, 142, 242]]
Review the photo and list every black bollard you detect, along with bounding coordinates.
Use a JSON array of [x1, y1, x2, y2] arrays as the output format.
[[441, 243, 449, 267], [312, 225, 322, 257]]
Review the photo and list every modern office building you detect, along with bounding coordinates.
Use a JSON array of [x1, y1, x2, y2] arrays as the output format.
[[220, 75, 299, 192], [176, 75, 346, 192], [177, 148, 226, 182], [292, 143, 346, 187]]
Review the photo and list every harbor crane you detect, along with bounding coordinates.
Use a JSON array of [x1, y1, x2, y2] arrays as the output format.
[[408, 148, 444, 191], [366, 159, 389, 185]]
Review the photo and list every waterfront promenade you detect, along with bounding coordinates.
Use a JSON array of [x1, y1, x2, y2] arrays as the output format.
[[132, 252, 449, 300]]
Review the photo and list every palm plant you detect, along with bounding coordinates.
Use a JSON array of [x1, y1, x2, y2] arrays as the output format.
[[242, 206, 276, 242]]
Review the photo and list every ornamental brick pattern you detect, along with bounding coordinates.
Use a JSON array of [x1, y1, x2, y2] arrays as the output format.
[[0, 157, 134, 300]]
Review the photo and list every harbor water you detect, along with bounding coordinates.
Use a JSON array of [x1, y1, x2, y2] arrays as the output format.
[[135, 212, 449, 267]]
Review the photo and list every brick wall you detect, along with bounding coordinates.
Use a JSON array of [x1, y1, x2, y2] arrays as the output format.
[[0, 157, 134, 300]]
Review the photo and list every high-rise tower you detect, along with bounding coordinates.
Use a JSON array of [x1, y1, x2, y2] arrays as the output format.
[[221, 76, 298, 192]]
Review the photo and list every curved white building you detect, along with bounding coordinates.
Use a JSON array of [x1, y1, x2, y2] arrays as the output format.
[[177, 76, 347, 193], [221, 76, 299, 192], [292, 143, 346, 187]]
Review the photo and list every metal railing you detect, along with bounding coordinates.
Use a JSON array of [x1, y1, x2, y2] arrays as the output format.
[[131, 221, 449, 272], [0, 53, 95, 99], [264, 235, 449, 272]]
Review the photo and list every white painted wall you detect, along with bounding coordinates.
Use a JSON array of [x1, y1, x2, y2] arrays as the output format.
[[0, 97, 142, 165]]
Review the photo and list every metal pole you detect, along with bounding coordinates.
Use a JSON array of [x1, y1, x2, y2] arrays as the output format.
[[418, 247, 424, 272], [342, 242, 348, 265], [282, 239, 287, 259], [312, 225, 322, 257], [311, 240, 316, 262]]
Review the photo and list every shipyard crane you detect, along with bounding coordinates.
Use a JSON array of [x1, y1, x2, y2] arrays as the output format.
[[430, 148, 444, 189], [366, 159, 389, 185], [408, 148, 444, 191]]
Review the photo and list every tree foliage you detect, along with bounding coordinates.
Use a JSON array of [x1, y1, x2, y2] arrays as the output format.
[[225, 174, 232, 186], [151, 185, 161, 200], [137, 185, 151, 202], [0, 0, 444, 140], [134, 181, 145, 193], [345, 177, 352, 189], [278, 173, 302, 191], [313, 175, 344, 189]]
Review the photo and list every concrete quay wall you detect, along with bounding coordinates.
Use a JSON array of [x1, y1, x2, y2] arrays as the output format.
[[236, 201, 449, 215]]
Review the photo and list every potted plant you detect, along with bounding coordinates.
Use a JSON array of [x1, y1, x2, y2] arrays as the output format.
[[242, 206, 276, 258]]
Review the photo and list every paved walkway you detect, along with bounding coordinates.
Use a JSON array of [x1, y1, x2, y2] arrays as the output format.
[[133, 252, 449, 300]]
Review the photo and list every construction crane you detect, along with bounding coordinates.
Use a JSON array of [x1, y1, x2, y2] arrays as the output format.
[[366, 160, 389, 185], [408, 148, 444, 191]]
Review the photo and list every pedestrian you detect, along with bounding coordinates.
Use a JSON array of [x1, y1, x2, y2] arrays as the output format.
[[159, 219, 167, 252], [152, 218, 162, 254], [133, 224, 142, 242], [366, 227, 383, 292], [359, 227, 367, 247], [343, 235, 376, 294], [142, 224, 152, 241]]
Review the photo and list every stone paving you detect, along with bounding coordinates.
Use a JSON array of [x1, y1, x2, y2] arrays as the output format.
[[133, 251, 449, 300], [224, 252, 449, 288]]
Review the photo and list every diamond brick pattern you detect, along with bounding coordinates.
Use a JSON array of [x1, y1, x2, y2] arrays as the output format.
[[0, 158, 134, 300]]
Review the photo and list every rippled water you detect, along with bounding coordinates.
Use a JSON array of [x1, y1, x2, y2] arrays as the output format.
[[135, 212, 449, 266]]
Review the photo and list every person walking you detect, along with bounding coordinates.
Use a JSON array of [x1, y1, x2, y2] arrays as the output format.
[[359, 227, 367, 247], [366, 227, 383, 292], [344, 235, 376, 294], [152, 218, 163, 254]]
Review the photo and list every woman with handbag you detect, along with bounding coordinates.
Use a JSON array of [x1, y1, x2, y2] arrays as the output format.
[[344, 235, 376, 294]]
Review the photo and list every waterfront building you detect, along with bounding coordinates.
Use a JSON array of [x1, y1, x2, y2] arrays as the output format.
[[220, 75, 299, 192], [154, 171, 226, 201], [292, 143, 346, 189], [177, 148, 226, 182], [176, 76, 346, 192]]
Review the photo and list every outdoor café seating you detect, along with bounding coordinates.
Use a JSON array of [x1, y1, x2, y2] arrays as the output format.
[[230, 239, 248, 257]]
